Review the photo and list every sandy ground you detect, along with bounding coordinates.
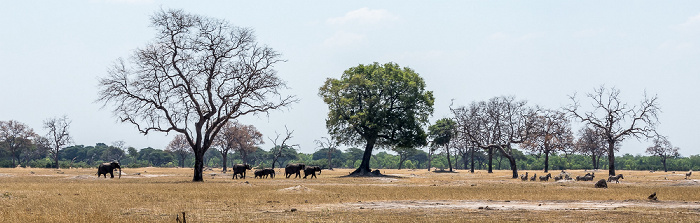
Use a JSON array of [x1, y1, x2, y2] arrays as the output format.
[[312, 199, 700, 211]]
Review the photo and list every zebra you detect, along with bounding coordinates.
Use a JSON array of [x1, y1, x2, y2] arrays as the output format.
[[539, 173, 552, 181], [520, 172, 529, 181], [686, 170, 692, 180], [607, 174, 624, 183], [576, 172, 595, 181], [530, 173, 537, 181]]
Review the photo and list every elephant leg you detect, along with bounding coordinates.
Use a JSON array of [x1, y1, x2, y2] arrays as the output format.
[[110, 172, 114, 178]]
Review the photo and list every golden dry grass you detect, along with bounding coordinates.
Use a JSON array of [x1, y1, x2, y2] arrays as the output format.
[[0, 167, 698, 222]]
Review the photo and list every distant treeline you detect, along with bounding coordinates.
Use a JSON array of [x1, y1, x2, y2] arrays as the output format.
[[0, 143, 697, 171]]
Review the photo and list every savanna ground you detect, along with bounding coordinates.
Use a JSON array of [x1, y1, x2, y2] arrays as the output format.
[[0, 167, 698, 222]]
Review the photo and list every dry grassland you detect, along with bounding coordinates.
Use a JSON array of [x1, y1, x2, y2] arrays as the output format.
[[0, 167, 698, 222]]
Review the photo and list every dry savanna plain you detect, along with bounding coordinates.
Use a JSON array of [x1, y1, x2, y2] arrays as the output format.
[[0, 167, 698, 222]]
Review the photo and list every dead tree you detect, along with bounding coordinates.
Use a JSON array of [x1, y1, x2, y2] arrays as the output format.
[[268, 126, 297, 169], [451, 96, 535, 178], [645, 134, 679, 172], [565, 86, 659, 176], [521, 108, 573, 173], [314, 137, 338, 170], [97, 9, 295, 181], [44, 116, 72, 169]]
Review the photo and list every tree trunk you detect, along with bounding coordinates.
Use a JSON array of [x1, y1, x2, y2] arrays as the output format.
[[662, 157, 667, 172], [221, 152, 228, 172], [193, 150, 205, 182], [496, 145, 518, 178], [591, 154, 597, 169], [427, 148, 432, 171], [351, 137, 376, 175], [327, 148, 334, 170], [487, 147, 493, 173], [54, 151, 59, 169], [470, 147, 475, 173], [446, 144, 453, 172], [608, 141, 616, 176], [544, 151, 550, 173], [462, 152, 468, 172]]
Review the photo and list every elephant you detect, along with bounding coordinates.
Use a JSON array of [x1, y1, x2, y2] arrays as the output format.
[[254, 170, 264, 179], [303, 166, 321, 179], [254, 168, 276, 179], [262, 168, 275, 179], [97, 161, 121, 178], [231, 164, 251, 179], [285, 163, 306, 178]]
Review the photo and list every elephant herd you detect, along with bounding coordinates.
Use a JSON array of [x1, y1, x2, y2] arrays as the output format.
[[230, 163, 322, 179], [95, 162, 321, 180]]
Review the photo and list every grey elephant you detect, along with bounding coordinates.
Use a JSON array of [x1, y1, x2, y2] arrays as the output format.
[[97, 161, 121, 178], [231, 164, 251, 179], [303, 166, 321, 179], [285, 163, 306, 178]]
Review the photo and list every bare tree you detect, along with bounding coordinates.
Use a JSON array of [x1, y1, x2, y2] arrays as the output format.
[[521, 108, 573, 172], [0, 120, 36, 167], [166, 134, 192, 168], [268, 126, 297, 169], [214, 121, 263, 172], [97, 9, 295, 181], [26, 136, 50, 167], [565, 86, 660, 176], [645, 134, 679, 172], [451, 96, 534, 178], [574, 126, 608, 169], [44, 116, 72, 169], [314, 137, 338, 170]]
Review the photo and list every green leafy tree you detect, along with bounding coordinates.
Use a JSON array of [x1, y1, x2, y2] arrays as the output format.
[[429, 118, 457, 172], [319, 62, 434, 176]]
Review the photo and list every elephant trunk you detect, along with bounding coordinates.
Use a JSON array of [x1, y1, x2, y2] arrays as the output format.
[[118, 168, 122, 179]]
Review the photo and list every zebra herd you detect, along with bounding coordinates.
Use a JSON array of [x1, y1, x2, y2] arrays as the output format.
[[518, 170, 626, 184]]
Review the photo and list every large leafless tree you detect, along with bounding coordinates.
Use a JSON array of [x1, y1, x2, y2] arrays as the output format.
[[268, 126, 297, 169], [645, 134, 679, 172], [574, 126, 608, 169], [565, 86, 660, 176], [44, 116, 72, 169], [166, 134, 192, 168], [0, 120, 36, 167], [521, 108, 573, 173], [97, 9, 295, 181], [452, 96, 534, 178], [314, 137, 338, 170], [214, 121, 263, 172]]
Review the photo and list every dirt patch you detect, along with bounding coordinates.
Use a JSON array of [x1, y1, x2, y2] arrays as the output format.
[[315, 200, 700, 211], [67, 175, 97, 180], [670, 180, 700, 186], [277, 185, 318, 193], [0, 173, 13, 177]]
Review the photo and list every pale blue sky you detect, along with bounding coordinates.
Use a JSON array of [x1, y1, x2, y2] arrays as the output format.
[[1, 1, 698, 156]]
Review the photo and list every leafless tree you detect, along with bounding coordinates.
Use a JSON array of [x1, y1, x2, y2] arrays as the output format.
[[574, 126, 608, 169], [645, 134, 679, 172], [44, 116, 72, 169], [314, 137, 338, 170], [565, 86, 660, 176], [268, 126, 297, 169], [0, 120, 36, 167], [26, 136, 50, 167], [521, 108, 574, 172], [452, 96, 535, 178], [166, 134, 192, 168], [97, 9, 295, 181], [214, 122, 263, 172]]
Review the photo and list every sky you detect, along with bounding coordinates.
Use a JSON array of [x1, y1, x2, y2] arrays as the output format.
[[1, 1, 699, 156]]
